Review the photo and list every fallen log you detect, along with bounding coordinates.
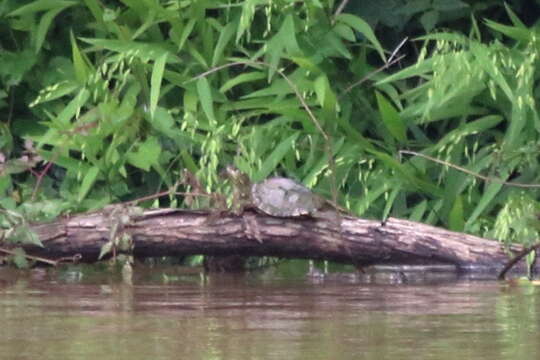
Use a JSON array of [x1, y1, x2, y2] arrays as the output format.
[[17, 207, 532, 274]]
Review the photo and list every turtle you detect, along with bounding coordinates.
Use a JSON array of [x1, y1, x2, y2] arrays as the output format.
[[251, 177, 324, 217], [224, 166, 324, 217]]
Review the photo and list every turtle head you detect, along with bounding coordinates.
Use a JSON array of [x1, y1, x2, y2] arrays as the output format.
[[222, 165, 243, 182]]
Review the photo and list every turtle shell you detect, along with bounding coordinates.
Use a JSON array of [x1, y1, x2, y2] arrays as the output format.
[[251, 177, 323, 217]]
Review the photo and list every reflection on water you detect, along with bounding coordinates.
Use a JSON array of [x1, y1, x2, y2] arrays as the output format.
[[1, 266, 539, 360]]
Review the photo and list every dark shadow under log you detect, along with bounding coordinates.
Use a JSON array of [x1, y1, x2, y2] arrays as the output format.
[[22, 208, 530, 273]]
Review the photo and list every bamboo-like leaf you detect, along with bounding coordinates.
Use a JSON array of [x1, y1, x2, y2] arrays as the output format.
[[12, 248, 29, 269], [265, 14, 299, 80], [99, 241, 113, 260], [254, 133, 299, 182], [324, 31, 352, 59], [8, 0, 76, 16], [35, 7, 69, 53], [448, 195, 464, 231], [333, 23, 356, 42], [432, 115, 502, 150], [236, 0, 257, 42], [382, 186, 401, 221], [375, 91, 406, 142], [150, 53, 167, 118], [30, 81, 80, 107], [290, 57, 323, 75], [470, 42, 513, 100], [56, 88, 90, 126], [196, 77, 216, 123], [177, 18, 196, 51], [485, 19, 531, 42], [504, 3, 526, 28], [70, 31, 91, 83], [212, 22, 235, 66], [335, 14, 386, 61], [465, 182, 504, 230], [314, 75, 337, 113], [219, 72, 266, 93], [376, 57, 436, 86], [126, 137, 161, 171], [410, 200, 428, 222], [78, 166, 100, 202], [370, 150, 442, 196], [80, 38, 177, 62], [82, 0, 105, 28]]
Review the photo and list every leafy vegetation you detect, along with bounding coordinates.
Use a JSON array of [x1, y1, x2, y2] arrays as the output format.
[[1, 0, 540, 267]]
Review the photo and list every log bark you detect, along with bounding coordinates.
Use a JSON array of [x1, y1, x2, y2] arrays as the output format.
[[20, 208, 529, 273]]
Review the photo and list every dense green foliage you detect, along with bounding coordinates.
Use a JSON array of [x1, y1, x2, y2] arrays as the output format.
[[1, 0, 540, 266]]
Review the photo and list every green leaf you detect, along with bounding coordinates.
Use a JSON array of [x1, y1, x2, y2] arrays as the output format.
[[370, 150, 442, 196], [212, 22, 235, 66], [265, 14, 300, 80], [254, 133, 299, 182], [80, 38, 176, 62], [484, 19, 531, 42], [420, 10, 439, 32], [78, 166, 100, 202], [196, 77, 216, 123], [376, 57, 436, 86], [150, 53, 167, 118], [177, 18, 196, 51], [82, 0, 105, 29], [8, 0, 76, 16], [12, 248, 29, 269], [448, 196, 464, 231], [126, 137, 161, 171], [219, 72, 266, 93], [6, 224, 43, 247], [465, 183, 503, 230], [333, 23, 356, 42], [335, 14, 386, 61], [35, 6, 70, 54], [314, 75, 337, 113], [410, 200, 428, 222], [375, 91, 406, 142], [504, 3, 526, 28], [290, 57, 323, 75], [150, 107, 175, 134], [99, 241, 113, 260], [30, 81, 80, 107], [324, 31, 352, 59], [236, 0, 257, 42], [382, 185, 401, 220], [55, 88, 90, 126], [70, 31, 91, 83]]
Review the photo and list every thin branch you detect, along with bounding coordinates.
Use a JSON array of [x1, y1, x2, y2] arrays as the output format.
[[340, 54, 406, 96], [498, 242, 540, 280], [388, 37, 408, 63], [0, 247, 81, 266], [400, 150, 540, 189]]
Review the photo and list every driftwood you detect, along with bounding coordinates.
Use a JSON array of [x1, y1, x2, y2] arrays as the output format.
[[15, 207, 533, 274]]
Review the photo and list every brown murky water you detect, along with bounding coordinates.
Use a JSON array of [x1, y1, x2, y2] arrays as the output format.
[[1, 265, 539, 360]]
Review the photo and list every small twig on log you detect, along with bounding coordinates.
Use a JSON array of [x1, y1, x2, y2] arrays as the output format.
[[0, 247, 81, 266], [498, 242, 540, 280]]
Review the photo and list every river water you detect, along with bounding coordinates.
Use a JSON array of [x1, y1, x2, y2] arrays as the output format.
[[0, 265, 539, 360]]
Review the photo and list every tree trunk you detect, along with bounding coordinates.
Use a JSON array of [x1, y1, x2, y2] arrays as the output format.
[[20, 208, 528, 273]]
